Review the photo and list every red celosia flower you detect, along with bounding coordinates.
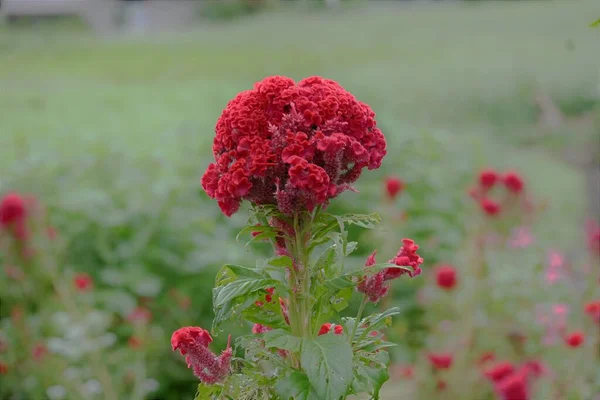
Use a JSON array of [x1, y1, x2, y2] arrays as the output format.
[[171, 327, 232, 384], [0, 362, 7, 375], [503, 171, 524, 194], [265, 287, 275, 303], [128, 336, 143, 349], [318, 323, 343, 336], [127, 307, 152, 324], [484, 361, 516, 383], [435, 264, 457, 290], [73, 273, 93, 292], [385, 177, 404, 199], [479, 169, 498, 189], [252, 323, 272, 334], [495, 369, 529, 400], [201, 76, 387, 216], [32, 343, 47, 362], [481, 198, 501, 216], [523, 360, 544, 378], [0, 193, 26, 227], [584, 301, 600, 323], [427, 353, 453, 370], [357, 240, 423, 303], [565, 331, 584, 348]]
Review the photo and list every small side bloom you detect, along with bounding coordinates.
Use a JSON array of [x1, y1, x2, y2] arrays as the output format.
[[435, 265, 457, 290], [252, 324, 272, 334], [494, 369, 529, 400], [484, 361, 515, 383], [73, 273, 93, 292], [481, 198, 501, 216], [385, 177, 404, 199], [503, 171, 525, 194], [584, 301, 600, 323], [427, 353, 453, 370], [479, 169, 498, 189], [171, 327, 232, 384], [318, 323, 343, 336]]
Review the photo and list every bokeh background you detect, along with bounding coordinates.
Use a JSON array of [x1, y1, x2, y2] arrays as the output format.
[[0, 0, 599, 399]]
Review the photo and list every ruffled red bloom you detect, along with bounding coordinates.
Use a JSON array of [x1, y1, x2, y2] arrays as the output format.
[[357, 240, 424, 303], [495, 369, 529, 400], [171, 327, 232, 384], [435, 264, 457, 290], [584, 301, 600, 323], [503, 171, 524, 194], [427, 352, 453, 370], [252, 323, 272, 334], [484, 361, 516, 383], [73, 273, 93, 292], [565, 331, 584, 347], [0, 362, 7, 375], [385, 177, 404, 199], [481, 198, 501, 216], [479, 169, 498, 189], [127, 307, 152, 324], [201, 76, 387, 216]]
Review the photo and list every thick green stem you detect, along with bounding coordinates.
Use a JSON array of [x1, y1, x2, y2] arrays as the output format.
[[350, 296, 368, 345]]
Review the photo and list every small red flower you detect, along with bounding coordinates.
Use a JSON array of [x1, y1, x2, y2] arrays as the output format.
[[385, 177, 404, 199], [32, 343, 47, 362], [255, 300, 264, 307], [73, 273, 93, 292], [584, 301, 600, 323], [435, 264, 457, 290], [252, 324, 272, 334], [0, 193, 27, 227], [565, 331, 584, 348], [495, 369, 529, 400], [265, 287, 275, 303], [127, 307, 152, 325], [171, 326, 232, 384], [503, 171, 524, 194], [479, 169, 498, 189], [318, 323, 343, 336], [0, 362, 7, 375], [427, 352, 453, 370], [484, 361, 515, 383], [128, 336, 143, 349], [481, 198, 501, 216], [436, 379, 447, 391]]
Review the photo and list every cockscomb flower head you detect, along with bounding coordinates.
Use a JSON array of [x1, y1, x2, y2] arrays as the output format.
[[435, 264, 457, 290], [503, 171, 524, 194], [565, 331, 584, 348], [385, 177, 404, 199], [427, 352, 453, 370], [171, 327, 232, 384], [479, 169, 499, 189], [484, 361, 516, 383], [201, 76, 387, 216]]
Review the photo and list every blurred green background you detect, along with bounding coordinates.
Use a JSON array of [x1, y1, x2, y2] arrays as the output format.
[[0, 0, 598, 399]]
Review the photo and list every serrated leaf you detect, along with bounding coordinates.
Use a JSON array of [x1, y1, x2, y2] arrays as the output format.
[[214, 278, 278, 308], [353, 351, 390, 399], [194, 382, 221, 400], [276, 372, 318, 400], [301, 335, 353, 400], [331, 287, 353, 312], [263, 329, 301, 352], [215, 264, 265, 287], [335, 213, 382, 230]]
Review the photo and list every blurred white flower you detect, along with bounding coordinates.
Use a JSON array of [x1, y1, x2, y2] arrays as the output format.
[[83, 380, 103, 396], [47, 385, 66, 400], [142, 378, 159, 393], [97, 333, 117, 348], [53, 312, 70, 327], [63, 367, 81, 380]]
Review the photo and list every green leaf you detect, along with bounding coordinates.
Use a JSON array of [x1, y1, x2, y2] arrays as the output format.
[[268, 255, 293, 268], [345, 241, 358, 256], [590, 17, 600, 27], [352, 351, 390, 399], [331, 287, 353, 312], [194, 382, 222, 400], [276, 372, 318, 400], [301, 335, 353, 400], [335, 213, 382, 230], [263, 329, 302, 352], [361, 307, 401, 331], [215, 264, 264, 287], [214, 277, 278, 307]]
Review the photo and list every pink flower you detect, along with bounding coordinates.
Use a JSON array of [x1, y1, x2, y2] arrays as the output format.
[[508, 227, 535, 249], [435, 264, 457, 290], [73, 273, 93, 292], [32, 343, 47, 362], [427, 352, 453, 370], [484, 361, 515, 383], [0, 192, 29, 241], [127, 307, 152, 324], [171, 327, 232, 384], [385, 177, 404, 199], [584, 301, 600, 323], [547, 250, 564, 269], [252, 324, 272, 334], [481, 198, 501, 216], [494, 369, 530, 400]]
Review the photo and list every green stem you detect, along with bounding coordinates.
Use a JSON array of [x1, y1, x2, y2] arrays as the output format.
[[350, 296, 368, 345]]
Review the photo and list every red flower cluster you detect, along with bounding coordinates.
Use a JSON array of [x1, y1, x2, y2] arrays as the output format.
[[435, 264, 457, 290], [252, 323, 272, 334], [0, 193, 29, 241], [427, 352, 453, 370], [484, 360, 544, 400], [171, 327, 232, 384], [201, 76, 387, 216], [385, 177, 404, 200], [357, 239, 424, 302], [470, 169, 526, 217], [565, 331, 584, 348], [73, 273, 93, 292], [318, 323, 343, 336]]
